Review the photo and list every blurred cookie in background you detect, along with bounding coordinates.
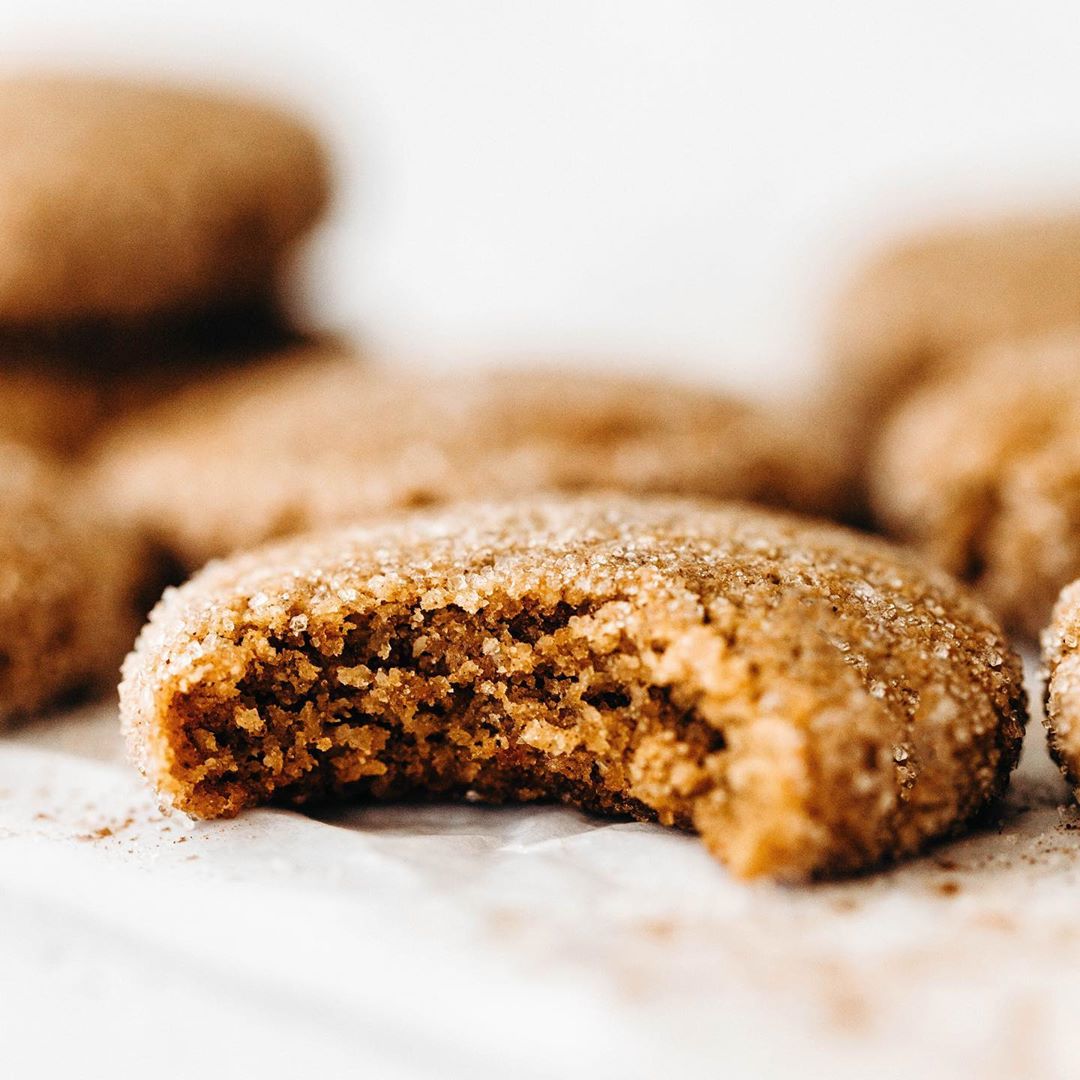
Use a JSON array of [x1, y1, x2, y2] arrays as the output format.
[[91, 341, 847, 574], [0, 443, 144, 727], [0, 363, 103, 456], [824, 211, 1080, 484], [868, 331, 1080, 637], [0, 74, 332, 451], [0, 74, 329, 328]]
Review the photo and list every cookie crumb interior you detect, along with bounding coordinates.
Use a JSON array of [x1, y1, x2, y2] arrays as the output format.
[[162, 593, 771, 862]]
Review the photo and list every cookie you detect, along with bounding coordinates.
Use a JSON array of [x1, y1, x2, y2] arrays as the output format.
[[869, 332, 1080, 636], [91, 343, 846, 573], [826, 212, 1080, 460], [0, 75, 329, 325], [1043, 580, 1080, 799], [120, 494, 1026, 881], [0, 443, 142, 725]]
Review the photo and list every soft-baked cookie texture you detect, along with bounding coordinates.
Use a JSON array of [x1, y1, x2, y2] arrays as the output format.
[[92, 344, 846, 573], [121, 495, 1026, 881], [0, 443, 142, 725], [826, 212, 1080, 465], [0, 75, 329, 325], [869, 332, 1080, 637]]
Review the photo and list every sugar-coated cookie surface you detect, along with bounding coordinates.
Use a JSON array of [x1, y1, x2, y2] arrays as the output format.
[[826, 213, 1080, 460], [121, 495, 1025, 881], [0, 444, 142, 725], [93, 345, 846, 573], [870, 332, 1080, 636], [0, 75, 328, 323]]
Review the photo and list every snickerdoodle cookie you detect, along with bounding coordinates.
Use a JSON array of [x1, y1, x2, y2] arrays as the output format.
[[869, 332, 1080, 636], [92, 345, 847, 573], [0, 75, 328, 326], [121, 494, 1025, 881], [826, 212, 1080, 458], [0, 444, 142, 725]]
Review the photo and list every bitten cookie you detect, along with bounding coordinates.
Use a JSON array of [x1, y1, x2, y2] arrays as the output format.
[[0, 444, 142, 725], [869, 332, 1080, 637], [120, 494, 1026, 881], [826, 212, 1080, 460], [0, 75, 329, 325], [92, 343, 846, 573]]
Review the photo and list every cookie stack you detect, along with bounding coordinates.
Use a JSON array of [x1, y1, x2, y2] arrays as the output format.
[[7, 71, 1074, 885], [0, 74, 329, 722]]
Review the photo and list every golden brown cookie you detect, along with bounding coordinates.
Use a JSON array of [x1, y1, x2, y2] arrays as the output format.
[[91, 343, 846, 574], [825, 212, 1080, 465], [0, 75, 329, 325], [869, 331, 1080, 636], [0, 443, 143, 725], [121, 494, 1026, 881]]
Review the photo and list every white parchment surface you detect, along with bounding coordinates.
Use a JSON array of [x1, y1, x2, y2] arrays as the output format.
[[2, 662, 1077, 1079]]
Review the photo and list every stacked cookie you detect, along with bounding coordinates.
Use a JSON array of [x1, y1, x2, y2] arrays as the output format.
[[0, 73, 330, 449], [0, 74, 329, 723]]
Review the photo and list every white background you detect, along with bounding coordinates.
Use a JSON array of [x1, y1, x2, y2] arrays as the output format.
[[7, 1, 1080, 397]]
